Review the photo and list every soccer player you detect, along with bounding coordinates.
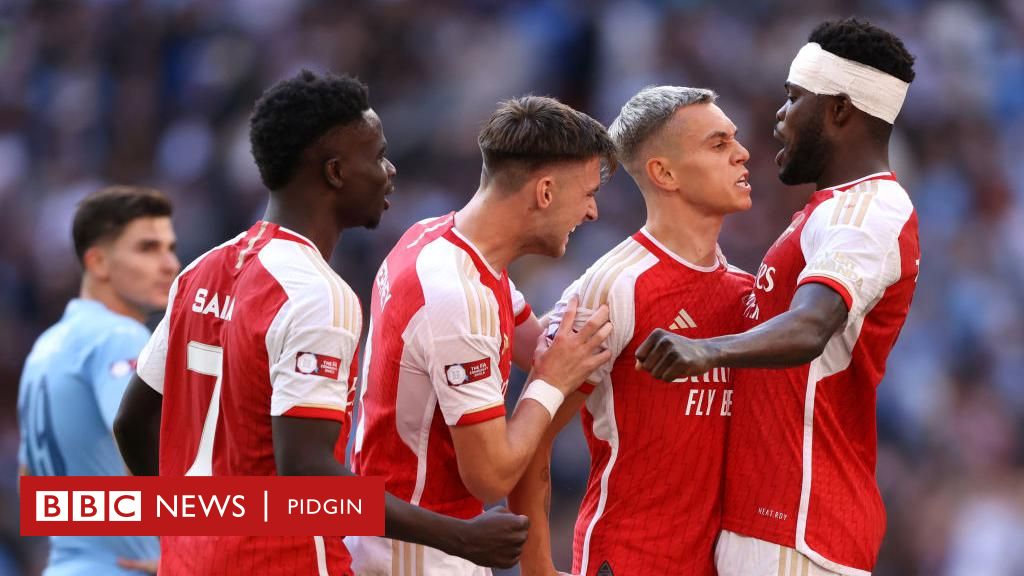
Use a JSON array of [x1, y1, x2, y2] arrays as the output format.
[[508, 86, 755, 576], [18, 186, 178, 575], [114, 71, 529, 576], [635, 19, 919, 576], [347, 95, 617, 575]]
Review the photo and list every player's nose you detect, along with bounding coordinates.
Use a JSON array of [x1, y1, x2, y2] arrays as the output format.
[[735, 140, 750, 164], [164, 250, 181, 275]]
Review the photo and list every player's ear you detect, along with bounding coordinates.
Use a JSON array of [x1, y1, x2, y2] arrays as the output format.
[[535, 175, 554, 209], [324, 158, 344, 190], [829, 93, 854, 127], [645, 157, 675, 192], [83, 245, 111, 280]]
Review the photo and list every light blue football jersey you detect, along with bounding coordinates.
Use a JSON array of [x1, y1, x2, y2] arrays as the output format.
[[18, 299, 160, 575]]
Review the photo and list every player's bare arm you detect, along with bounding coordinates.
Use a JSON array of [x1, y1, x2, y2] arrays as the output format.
[[508, 389, 587, 576], [512, 312, 544, 371], [114, 374, 164, 476], [450, 298, 611, 502], [272, 415, 528, 569], [637, 283, 847, 381]]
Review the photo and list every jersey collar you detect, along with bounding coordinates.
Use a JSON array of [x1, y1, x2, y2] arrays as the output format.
[[638, 227, 723, 273]]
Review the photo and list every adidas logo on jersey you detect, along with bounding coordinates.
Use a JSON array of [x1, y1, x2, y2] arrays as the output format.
[[596, 561, 615, 576], [669, 308, 697, 331]]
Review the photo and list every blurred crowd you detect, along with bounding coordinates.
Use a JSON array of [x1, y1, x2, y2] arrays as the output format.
[[2, 0, 1023, 574]]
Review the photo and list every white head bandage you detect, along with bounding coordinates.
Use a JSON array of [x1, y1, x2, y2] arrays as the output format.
[[787, 42, 909, 124]]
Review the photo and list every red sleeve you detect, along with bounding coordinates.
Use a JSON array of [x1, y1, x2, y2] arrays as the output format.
[[454, 404, 506, 426], [282, 405, 347, 422], [579, 382, 596, 395], [797, 276, 853, 310], [514, 303, 533, 326]]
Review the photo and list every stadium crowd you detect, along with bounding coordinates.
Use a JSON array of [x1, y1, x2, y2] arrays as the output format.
[[2, 0, 1023, 574]]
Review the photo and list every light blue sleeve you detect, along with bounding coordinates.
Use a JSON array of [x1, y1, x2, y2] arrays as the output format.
[[87, 324, 151, 431]]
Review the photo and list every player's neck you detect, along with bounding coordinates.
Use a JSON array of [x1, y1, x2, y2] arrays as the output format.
[[453, 194, 521, 272], [80, 278, 147, 323], [262, 196, 339, 261], [815, 144, 891, 190], [644, 203, 723, 268]]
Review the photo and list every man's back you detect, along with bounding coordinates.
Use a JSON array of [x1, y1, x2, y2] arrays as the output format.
[[18, 299, 160, 574], [136, 221, 361, 575]]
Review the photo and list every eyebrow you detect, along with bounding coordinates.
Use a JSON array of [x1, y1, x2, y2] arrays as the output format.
[[703, 129, 737, 143]]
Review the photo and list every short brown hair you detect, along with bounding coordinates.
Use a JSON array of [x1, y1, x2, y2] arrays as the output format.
[[72, 186, 173, 263], [478, 96, 616, 188]]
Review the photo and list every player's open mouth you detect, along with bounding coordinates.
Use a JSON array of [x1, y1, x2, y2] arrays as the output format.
[[736, 173, 750, 190]]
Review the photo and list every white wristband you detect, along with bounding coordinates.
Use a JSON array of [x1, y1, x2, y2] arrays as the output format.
[[521, 379, 564, 419]]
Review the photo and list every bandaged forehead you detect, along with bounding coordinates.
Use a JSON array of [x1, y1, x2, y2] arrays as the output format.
[[787, 42, 909, 124]]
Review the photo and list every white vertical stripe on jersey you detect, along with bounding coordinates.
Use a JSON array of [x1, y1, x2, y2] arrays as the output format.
[[793, 308, 874, 576], [578, 380, 621, 576], [313, 535, 329, 576]]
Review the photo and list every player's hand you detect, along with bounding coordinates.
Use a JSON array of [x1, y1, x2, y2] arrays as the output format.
[[456, 506, 529, 568], [635, 328, 718, 381], [117, 557, 159, 574], [532, 297, 612, 396]]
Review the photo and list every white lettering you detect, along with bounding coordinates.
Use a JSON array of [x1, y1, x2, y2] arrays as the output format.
[[686, 389, 700, 416], [755, 264, 776, 292], [191, 288, 235, 321], [156, 495, 175, 518], [156, 494, 245, 518], [721, 389, 733, 416], [288, 498, 364, 515], [192, 288, 208, 312], [202, 294, 220, 318]]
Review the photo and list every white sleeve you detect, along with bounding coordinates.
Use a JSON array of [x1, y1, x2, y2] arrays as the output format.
[[416, 244, 507, 427], [545, 273, 634, 393], [798, 186, 911, 321], [136, 277, 180, 394], [263, 242, 362, 422]]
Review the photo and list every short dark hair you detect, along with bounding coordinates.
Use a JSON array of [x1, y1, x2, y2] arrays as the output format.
[[249, 69, 370, 190], [478, 96, 617, 188], [72, 186, 173, 263], [809, 18, 915, 83]]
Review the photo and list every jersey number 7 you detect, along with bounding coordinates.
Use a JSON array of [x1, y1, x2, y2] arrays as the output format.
[[185, 341, 223, 476]]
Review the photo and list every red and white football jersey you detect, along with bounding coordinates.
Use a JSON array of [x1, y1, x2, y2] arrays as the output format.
[[722, 172, 920, 575], [348, 213, 531, 575], [136, 221, 361, 576], [548, 229, 753, 576]]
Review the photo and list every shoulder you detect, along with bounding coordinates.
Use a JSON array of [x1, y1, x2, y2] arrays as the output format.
[[723, 263, 755, 291], [576, 236, 658, 309], [258, 238, 360, 334], [415, 238, 498, 338]]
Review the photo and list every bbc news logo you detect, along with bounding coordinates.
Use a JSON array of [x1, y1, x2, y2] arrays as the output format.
[[21, 476, 384, 537], [35, 491, 142, 522]]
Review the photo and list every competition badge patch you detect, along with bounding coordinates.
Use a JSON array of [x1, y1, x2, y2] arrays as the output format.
[[295, 352, 341, 379], [109, 358, 138, 378], [445, 358, 491, 387]]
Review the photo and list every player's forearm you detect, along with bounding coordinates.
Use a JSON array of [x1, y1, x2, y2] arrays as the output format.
[[459, 402, 551, 502], [507, 441, 557, 575], [384, 493, 468, 553], [714, 297, 847, 368]]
